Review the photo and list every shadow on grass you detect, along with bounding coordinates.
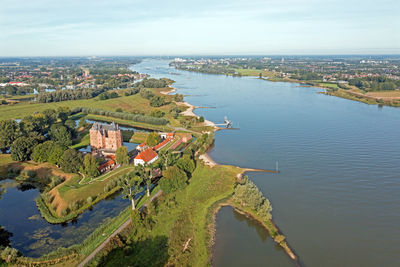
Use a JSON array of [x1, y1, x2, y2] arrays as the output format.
[[97, 235, 169, 267]]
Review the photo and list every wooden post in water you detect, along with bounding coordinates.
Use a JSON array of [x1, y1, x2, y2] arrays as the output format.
[[276, 161, 279, 172]]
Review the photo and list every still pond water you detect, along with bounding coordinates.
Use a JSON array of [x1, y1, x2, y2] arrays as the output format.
[[132, 59, 400, 267], [0, 120, 143, 257]]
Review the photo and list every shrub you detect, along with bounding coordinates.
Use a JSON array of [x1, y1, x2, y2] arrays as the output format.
[[150, 110, 165, 118], [20, 169, 36, 179], [149, 96, 166, 107], [159, 166, 187, 194], [233, 177, 272, 221], [0, 246, 19, 263]]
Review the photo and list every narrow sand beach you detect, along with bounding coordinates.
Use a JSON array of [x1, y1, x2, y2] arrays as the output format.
[[178, 101, 217, 128], [160, 86, 176, 95], [199, 153, 217, 167]]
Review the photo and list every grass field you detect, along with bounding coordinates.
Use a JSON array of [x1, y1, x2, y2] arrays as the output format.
[[49, 165, 135, 215], [0, 88, 180, 125], [0, 154, 77, 181], [317, 82, 339, 89], [129, 131, 149, 143], [234, 68, 277, 77], [101, 162, 242, 266], [366, 90, 400, 98], [0, 154, 13, 176]]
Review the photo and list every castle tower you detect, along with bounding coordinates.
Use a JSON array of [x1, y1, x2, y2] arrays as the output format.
[[89, 122, 123, 153]]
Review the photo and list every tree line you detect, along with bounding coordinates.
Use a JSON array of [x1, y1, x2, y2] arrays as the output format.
[[78, 107, 169, 125], [348, 76, 400, 91], [37, 87, 107, 103]]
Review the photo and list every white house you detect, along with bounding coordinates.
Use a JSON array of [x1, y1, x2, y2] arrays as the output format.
[[134, 148, 159, 166]]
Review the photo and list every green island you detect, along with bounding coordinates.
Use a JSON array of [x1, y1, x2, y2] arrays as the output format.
[[0, 59, 297, 266]]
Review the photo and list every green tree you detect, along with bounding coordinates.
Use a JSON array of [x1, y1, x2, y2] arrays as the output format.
[[64, 119, 76, 131], [119, 172, 143, 210], [174, 94, 184, 102], [115, 146, 129, 165], [149, 95, 166, 107], [0, 120, 19, 153], [78, 117, 87, 128], [48, 144, 65, 166], [31, 141, 55, 163], [60, 149, 83, 173], [145, 132, 161, 147], [137, 164, 152, 197], [57, 106, 70, 123], [81, 154, 100, 177], [177, 155, 196, 176], [0, 246, 19, 264], [159, 150, 177, 169], [159, 166, 187, 194], [11, 137, 38, 161], [49, 124, 72, 148]]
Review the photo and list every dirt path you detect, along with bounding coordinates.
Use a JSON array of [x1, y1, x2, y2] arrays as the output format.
[[77, 190, 163, 267]]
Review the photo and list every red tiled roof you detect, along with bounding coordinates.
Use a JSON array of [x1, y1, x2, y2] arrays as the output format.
[[153, 138, 171, 151], [98, 159, 115, 171], [139, 142, 146, 147], [135, 148, 158, 162]]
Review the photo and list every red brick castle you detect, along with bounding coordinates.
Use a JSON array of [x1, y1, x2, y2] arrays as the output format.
[[89, 122, 123, 154]]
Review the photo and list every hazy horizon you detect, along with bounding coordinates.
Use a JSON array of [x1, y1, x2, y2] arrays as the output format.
[[1, 0, 399, 57]]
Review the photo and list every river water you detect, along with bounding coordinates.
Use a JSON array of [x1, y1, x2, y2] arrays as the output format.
[[132, 59, 400, 267]]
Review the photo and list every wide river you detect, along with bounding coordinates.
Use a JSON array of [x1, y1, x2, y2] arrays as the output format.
[[132, 59, 400, 267]]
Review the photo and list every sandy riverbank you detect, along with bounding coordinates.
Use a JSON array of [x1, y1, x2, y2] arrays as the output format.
[[160, 86, 176, 95], [178, 101, 217, 128], [199, 153, 217, 167]]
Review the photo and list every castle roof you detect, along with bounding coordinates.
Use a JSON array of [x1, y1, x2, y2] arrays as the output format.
[[91, 122, 119, 132]]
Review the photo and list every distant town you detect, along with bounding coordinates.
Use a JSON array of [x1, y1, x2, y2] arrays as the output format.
[[171, 56, 400, 106]]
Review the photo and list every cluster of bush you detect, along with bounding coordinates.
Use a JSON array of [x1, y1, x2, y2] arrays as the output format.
[[78, 107, 169, 125], [158, 153, 196, 194], [99, 91, 119, 100], [139, 88, 168, 107], [348, 76, 400, 91], [124, 87, 140, 96], [104, 177, 119, 193], [135, 78, 168, 88], [189, 132, 214, 154], [169, 106, 183, 119], [233, 176, 273, 221]]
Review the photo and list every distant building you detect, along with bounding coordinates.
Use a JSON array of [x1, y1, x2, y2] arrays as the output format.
[[160, 132, 174, 139], [134, 148, 158, 166], [90, 122, 123, 154]]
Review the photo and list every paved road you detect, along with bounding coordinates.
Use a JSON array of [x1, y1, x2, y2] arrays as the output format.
[[78, 190, 163, 267]]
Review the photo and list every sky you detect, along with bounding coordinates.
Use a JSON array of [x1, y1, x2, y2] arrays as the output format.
[[0, 0, 399, 56]]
